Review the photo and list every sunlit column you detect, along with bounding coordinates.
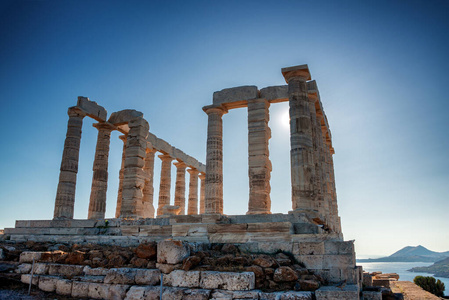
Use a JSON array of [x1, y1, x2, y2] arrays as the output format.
[[54, 107, 86, 219], [247, 99, 272, 215], [199, 172, 206, 214], [157, 154, 174, 216], [187, 168, 199, 215], [174, 161, 187, 215], [203, 106, 228, 214], [115, 135, 127, 218], [142, 147, 156, 218], [282, 65, 316, 212], [88, 122, 115, 219]]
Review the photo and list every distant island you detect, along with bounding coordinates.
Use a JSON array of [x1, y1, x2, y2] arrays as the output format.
[[409, 257, 449, 278], [357, 245, 449, 263]]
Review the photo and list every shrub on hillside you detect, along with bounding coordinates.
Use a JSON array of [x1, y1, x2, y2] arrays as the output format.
[[413, 275, 445, 297]]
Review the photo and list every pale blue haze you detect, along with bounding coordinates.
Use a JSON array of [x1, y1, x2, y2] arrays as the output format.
[[0, 0, 448, 257]]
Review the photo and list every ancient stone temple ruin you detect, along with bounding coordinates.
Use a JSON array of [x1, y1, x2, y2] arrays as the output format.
[[4, 65, 374, 299]]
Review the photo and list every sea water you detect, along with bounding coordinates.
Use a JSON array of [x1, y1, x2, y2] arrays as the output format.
[[357, 261, 449, 296]]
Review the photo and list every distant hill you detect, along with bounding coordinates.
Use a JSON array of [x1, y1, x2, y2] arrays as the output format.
[[357, 245, 449, 263], [409, 257, 449, 278]]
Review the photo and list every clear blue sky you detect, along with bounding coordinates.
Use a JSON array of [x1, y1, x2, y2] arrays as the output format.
[[1, 0, 448, 257]]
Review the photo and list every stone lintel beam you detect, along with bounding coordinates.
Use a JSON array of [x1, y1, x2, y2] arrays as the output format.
[[108, 109, 144, 126], [282, 64, 311, 82], [76, 96, 107, 122], [212, 85, 258, 109], [260, 85, 288, 103]]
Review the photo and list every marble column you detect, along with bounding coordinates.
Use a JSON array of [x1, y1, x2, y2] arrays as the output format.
[[282, 65, 316, 212], [247, 99, 272, 215], [174, 161, 187, 215], [115, 135, 127, 218], [187, 168, 199, 215], [157, 154, 174, 216], [142, 147, 156, 218], [54, 107, 86, 219], [120, 117, 149, 218], [316, 115, 330, 221], [199, 172, 206, 214], [203, 106, 227, 214], [307, 92, 325, 216], [88, 122, 115, 219]]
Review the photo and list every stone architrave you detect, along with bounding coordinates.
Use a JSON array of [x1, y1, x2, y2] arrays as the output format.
[[157, 154, 174, 216], [120, 117, 149, 218], [142, 147, 156, 218], [247, 99, 272, 215], [173, 161, 187, 215], [282, 65, 316, 212], [88, 122, 116, 219], [187, 168, 199, 215], [199, 173, 206, 214], [203, 106, 227, 214], [115, 135, 127, 218], [54, 107, 87, 219]]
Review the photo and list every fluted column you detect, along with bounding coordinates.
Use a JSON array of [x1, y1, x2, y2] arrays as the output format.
[[282, 65, 316, 212], [174, 161, 187, 215], [247, 99, 272, 215], [142, 147, 156, 218], [120, 118, 149, 218], [199, 173, 206, 214], [316, 116, 330, 221], [88, 123, 115, 219], [54, 107, 86, 219], [115, 135, 127, 218], [187, 168, 199, 215], [157, 154, 174, 216], [203, 106, 227, 214]]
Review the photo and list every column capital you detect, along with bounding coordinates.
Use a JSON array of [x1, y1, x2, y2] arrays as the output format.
[[198, 172, 206, 180], [119, 135, 127, 143], [68, 106, 87, 118], [187, 168, 199, 175], [93, 122, 116, 131], [282, 64, 311, 83], [174, 161, 187, 169], [158, 153, 174, 162], [202, 105, 228, 116]]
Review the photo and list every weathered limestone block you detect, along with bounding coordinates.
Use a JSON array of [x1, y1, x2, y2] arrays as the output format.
[[322, 254, 355, 269], [213, 85, 258, 106], [79, 275, 105, 283], [294, 255, 323, 269], [108, 109, 143, 125], [362, 291, 382, 300], [260, 85, 288, 102], [124, 286, 146, 300], [279, 291, 313, 299], [324, 241, 354, 255], [157, 240, 190, 264], [200, 271, 255, 291], [71, 281, 89, 298], [183, 289, 211, 300], [363, 272, 373, 287], [88, 283, 110, 299], [259, 291, 284, 299], [16, 263, 32, 274], [32, 263, 49, 275], [293, 242, 325, 255], [104, 268, 137, 284], [83, 266, 109, 276], [48, 263, 84, 277], [21, 274, 39, 285], [77, 96, 107, 122], [108, 284, 130, 300], [55, 279, 72, 296], [135, 268, 160, 285], [38, 275, 59, 292], [20, 251, 42, 263], [232, 290, 262, 299], [164, 270, 200, 288], [315, 285, 359, 300]]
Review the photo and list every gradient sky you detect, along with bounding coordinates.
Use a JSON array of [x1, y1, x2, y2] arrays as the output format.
[[1, 0, 448, 257]]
